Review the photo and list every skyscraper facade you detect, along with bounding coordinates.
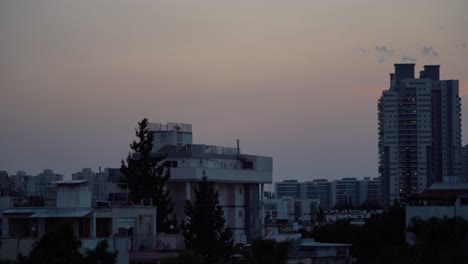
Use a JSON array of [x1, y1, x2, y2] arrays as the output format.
[[461, 145, 468, 182], [378, 64, 461, 207]]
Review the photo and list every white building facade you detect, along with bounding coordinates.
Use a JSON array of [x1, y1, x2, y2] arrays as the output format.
[[149, 122, 273, 244]]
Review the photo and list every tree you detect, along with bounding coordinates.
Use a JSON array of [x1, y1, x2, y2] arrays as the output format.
[[182, 176, 233, 264], [83, 240, 118, 264], [16, 225, 117, 264], [120, 118, 174, 232], [160, 251, 204, 264], [250, 239, 291, 264], [312, 202, 412, 264], [408, 216, 468, 264], [18, 225, 83, 264]]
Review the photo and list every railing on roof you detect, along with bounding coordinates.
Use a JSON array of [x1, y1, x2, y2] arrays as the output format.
[[161, 144, 239, 155], [203, 145, 238, 155], [148, 122, 192, 133]]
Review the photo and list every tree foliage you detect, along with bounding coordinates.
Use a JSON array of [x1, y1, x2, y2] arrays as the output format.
[[120, 118, 174, 232], [17, 225, 83, 264], [408, 216, 468, 264], [160, 251, 205, 264], [182, 176, 233, 264], [250, 239, 291, 264], [17, 225, 117, 264], [313, 202, 410, 264], [83, 240, 118, 264]]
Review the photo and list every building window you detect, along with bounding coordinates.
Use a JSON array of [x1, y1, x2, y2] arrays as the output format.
[[242, 161, 254, 169], [165, 161, 178, 168]]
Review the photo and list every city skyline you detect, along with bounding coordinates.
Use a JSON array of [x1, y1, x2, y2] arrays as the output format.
[[1, 0, 468, 181]]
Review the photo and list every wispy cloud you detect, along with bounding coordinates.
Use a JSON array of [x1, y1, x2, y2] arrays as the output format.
[[375, 46, 394, 63], [353, 47, 368, 55], [456, 42, 467, 49], [375, 46, 394, 56], [421, 46, 439, 57], [401, 55, 416, 62], [357, 47, 368, 54]]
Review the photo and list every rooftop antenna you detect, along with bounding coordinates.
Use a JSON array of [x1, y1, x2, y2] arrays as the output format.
[[236, 139, 240, 158]]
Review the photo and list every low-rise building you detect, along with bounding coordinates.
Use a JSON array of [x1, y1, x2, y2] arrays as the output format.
[[405, 182, 468, 243], [0, 180, 178, 264], [264, 234, 353, 264]]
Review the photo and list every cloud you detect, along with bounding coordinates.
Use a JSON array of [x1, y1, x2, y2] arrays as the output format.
[[375, 46, 394, 56], [401, 55, 416, 62], [421, 46, 439, 57], [375, 46, 394, 63], [358, 47, 368, 54], [352, 47, 368, 55], [456, 42, 467, 49]]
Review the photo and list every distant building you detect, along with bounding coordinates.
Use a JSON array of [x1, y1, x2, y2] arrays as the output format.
[[72, 168, 113, 202], [361, 177, 382, 205], [9, 171, 30, 194], [305, 179, 332, 208], [34, 169, 63, 195], [461, 145, 468, 182], [149, 122, 273, 244], [274, 177, 381, 209], [0, 171, 9, 196], [275, 180, 302, 199], [103, 168, 129, 204], [331, 178, 361, 207], [378, 64, 461, 207], [264, 197, 319, 223]]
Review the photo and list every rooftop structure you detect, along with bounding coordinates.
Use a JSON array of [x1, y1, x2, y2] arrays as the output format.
[[151, 122, 273, 243], [148, 122, 193, 153]]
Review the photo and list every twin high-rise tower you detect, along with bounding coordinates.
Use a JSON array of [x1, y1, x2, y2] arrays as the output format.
[[378, 64, 461, 207]]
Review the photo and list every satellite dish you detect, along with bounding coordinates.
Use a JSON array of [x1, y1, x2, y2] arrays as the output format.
[[174, 125, 181, 131]]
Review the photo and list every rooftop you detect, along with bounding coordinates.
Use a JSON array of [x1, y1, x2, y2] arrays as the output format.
[[50, 180, 89, 185], [157, 144, 239, 156], [148, 122, 192, 133]]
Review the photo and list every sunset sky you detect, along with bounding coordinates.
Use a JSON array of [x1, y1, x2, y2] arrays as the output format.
[[1, 0, 467, 182]]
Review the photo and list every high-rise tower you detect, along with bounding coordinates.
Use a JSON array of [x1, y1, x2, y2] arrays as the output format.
[[378, 64, 461, 207]]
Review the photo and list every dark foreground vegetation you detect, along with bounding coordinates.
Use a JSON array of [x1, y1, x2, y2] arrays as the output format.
[[2, 204, 467, 264], [312, 203, 468, 264], [0, 225, 117, 264]]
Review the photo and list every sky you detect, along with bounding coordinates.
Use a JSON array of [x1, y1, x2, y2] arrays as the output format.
[[1, 0, 467, 183]]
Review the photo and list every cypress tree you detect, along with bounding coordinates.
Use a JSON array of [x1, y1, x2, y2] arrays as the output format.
[[120, 118, 174, 232], [182, 176, 233, 264]]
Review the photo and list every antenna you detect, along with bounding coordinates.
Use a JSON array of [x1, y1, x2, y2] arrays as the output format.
[[236, 139, 240, 157]]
